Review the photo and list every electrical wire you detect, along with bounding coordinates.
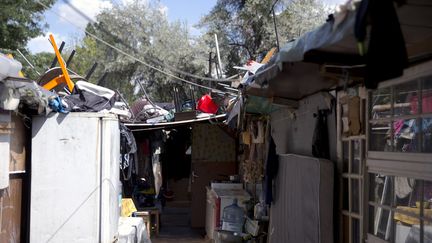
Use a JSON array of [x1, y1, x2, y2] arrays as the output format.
[[35, 0, 231, 93]]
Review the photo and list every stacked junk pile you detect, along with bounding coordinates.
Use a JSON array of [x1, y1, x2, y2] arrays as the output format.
[[0, 35, 155, 243], [0, 34, 229, 243], [0, 34, 227, 123]]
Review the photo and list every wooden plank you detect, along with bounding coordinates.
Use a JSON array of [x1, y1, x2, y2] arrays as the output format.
[[0, 178, 23, 243], [9, 115, 26, 172]]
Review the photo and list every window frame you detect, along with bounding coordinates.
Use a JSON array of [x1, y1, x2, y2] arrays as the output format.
[[367, 60, 432, 180], [337, 89, 367, 243], [366, 60, 432, 243]]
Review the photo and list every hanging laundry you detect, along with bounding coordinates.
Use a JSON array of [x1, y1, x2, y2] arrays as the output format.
[[251, 120, 264, 144], [241, 131, 251, 145], [312, 110, 330, 159], [264, 135, 278, 205], [151, 131, 164, 197], [120, 124, 138, 181], [152, 146, 162, 197], [410, 93, 432, 114], [399, 119, 416, 140], [393, 119, 405, 137], [348, 96, 361, 136]]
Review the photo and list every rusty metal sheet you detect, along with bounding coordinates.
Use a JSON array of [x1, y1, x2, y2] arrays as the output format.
[[0, 178, 23, 243], [9, 115, 26, 172]]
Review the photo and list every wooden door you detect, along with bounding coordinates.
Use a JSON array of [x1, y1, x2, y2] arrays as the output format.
[[190, 161, 236, 228]]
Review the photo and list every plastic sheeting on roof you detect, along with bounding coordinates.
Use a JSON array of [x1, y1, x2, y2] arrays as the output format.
[[250, 8, 358, 87]]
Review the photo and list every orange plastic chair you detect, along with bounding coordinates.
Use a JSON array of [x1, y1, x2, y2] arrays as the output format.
[[42, 34, 75, 92]]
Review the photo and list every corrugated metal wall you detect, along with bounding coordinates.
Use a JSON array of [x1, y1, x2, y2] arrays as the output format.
[[268, 154, 334, 243], [267, 93, 338, 243]]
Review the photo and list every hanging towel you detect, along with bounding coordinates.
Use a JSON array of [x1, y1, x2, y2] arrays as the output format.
[[264, 136, 278, 205], [251, 120, 264, 144], [312, 110, 330, 160]]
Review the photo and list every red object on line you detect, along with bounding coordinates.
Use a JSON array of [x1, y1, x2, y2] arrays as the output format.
[[197, 94, 218, 114]]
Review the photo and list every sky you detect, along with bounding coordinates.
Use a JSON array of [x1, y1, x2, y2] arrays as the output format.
[[27, 0, 344, 54]]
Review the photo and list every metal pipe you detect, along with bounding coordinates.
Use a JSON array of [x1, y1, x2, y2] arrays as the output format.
[[272, 8, 280, 51], [214, 34, 223, 77], [16, 49, 41, 75], [85, 63, 98, 80], [66, 50, 76, 66]]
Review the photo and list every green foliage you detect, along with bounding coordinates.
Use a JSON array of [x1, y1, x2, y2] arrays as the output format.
[[67, 0, 209, 103], [199, 0, 275, 62], [0, 48, 54, 80], [25, 51, 55, 78], [0, 0, 56, 50], [199, 0, 332, 74], [67, 37, 101, 81], [277, 0, 332, 42]]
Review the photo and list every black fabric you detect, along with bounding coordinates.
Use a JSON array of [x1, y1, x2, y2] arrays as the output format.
[[312, 110, 330, 160], [264, 136, 278, 205], [160, 128, 191, 181], [355, 0, 408, 89], [63, 87, 115, 112], [119, 124, 137, 181]]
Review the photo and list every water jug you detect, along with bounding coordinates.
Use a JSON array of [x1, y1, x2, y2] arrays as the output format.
[[221, 198, 245, 232]]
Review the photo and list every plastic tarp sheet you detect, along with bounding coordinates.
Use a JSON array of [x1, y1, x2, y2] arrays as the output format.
[[0, 79, 55, 113], [269, 154, 334, 243]]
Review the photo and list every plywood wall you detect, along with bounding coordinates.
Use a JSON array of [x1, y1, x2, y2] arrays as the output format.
[[0, 114, 27, 243], [191, 123, 236, 162], [270, 92, 337, 161]]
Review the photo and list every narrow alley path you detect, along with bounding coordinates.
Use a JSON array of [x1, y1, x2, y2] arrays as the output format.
[[151, 201, 211, 243]]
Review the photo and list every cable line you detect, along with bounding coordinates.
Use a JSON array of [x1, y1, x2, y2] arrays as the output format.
[[64, 0, 237, 83], [36, 0, 231, 93]]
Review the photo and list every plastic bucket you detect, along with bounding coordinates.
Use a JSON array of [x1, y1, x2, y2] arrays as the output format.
[[197, 94, 218, 114]]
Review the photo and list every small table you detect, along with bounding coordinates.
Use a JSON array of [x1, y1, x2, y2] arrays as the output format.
[[134, 208, 160, 237]]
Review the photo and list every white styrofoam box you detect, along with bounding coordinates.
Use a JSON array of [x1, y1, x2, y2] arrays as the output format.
[[118, 217, 150, 243], [31, 112, 121, 243], [0, 111, 11, 189]]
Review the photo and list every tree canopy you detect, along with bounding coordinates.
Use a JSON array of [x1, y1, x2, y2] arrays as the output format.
[[0, 0, 56, 50], [0, 0, 332, 103], [65, 1, 209, 102], [199, 0, 331, 75]]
